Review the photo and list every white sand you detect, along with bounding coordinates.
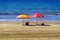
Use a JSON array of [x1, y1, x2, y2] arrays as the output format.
[[0, 22, 60, 40]]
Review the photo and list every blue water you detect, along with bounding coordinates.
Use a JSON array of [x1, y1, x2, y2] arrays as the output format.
[[0, 15, 60, 22]]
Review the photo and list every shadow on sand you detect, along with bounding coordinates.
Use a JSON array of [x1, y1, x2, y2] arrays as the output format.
[[23, 24, 50, 26], [23, 25, 36, 26], [38, 24, 50, 26]]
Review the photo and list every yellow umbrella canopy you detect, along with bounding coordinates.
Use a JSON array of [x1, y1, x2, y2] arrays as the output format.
[[16, 14, 30, 25], [16, 14, 30, 19]]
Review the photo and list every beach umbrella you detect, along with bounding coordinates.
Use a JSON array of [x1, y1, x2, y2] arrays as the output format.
[[16, 14, 30, 25], [31, 13, 44, 25]]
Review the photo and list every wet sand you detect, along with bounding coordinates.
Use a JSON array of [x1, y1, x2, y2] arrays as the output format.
[[0, 22, 60, 40]]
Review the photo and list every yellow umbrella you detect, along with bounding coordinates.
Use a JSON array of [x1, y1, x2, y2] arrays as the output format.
[[16, 14, 30, 25]]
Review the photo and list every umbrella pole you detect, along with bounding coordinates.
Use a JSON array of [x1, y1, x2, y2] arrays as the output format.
[[36, 18, 38, 25], [23, 19, 24, 25], [37, 18, 39, 25]]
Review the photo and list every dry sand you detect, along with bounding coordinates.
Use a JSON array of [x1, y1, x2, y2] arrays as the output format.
[[0, 22, 60, 40]]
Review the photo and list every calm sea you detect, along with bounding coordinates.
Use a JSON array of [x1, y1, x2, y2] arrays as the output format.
[[0, 15, 60, 22]]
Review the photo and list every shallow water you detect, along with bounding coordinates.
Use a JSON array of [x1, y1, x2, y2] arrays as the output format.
[[0, 15, 60, 22]]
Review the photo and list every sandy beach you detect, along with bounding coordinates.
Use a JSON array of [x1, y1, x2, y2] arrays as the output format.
[[0, 22, 60, 40]]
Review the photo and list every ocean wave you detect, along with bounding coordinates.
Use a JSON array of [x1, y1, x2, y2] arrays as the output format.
[[0, 19, 60, 22]]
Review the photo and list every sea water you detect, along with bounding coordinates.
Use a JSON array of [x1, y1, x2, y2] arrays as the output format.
[[0, 15, 60, 22]]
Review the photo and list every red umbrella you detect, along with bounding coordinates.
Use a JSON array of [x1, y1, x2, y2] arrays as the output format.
[[31, 13, 44, 25]]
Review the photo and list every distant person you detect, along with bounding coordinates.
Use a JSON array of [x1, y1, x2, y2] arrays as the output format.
[[41, 23, 45, 26], [25, 22, 29, 26]]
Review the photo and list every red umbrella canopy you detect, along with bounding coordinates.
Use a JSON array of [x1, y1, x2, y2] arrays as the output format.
[[31, 13, 44, 18], [31, 13, 44, 25]]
